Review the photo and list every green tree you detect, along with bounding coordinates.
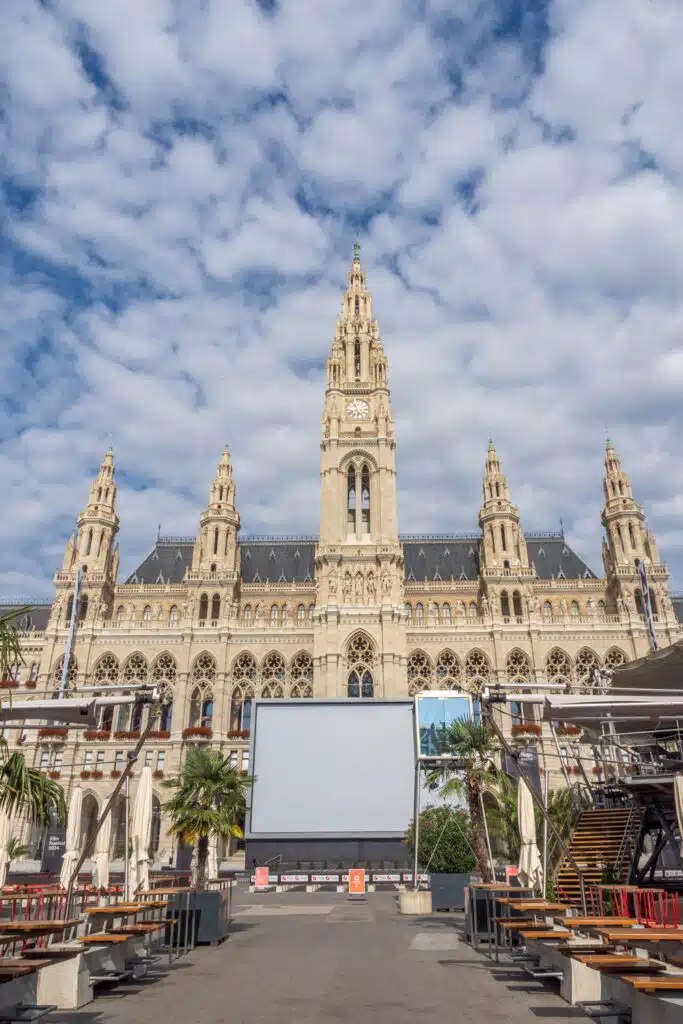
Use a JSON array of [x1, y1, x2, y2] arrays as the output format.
[[163, 747, 251, 891], [405, 806, 476, 874], [426, 717, 499, 882]]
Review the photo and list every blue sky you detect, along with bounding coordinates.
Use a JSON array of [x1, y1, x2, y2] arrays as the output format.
[[2, 0, 683, 598]]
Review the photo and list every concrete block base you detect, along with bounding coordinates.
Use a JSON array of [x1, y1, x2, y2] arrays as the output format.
[[399, 890, 432, 915]]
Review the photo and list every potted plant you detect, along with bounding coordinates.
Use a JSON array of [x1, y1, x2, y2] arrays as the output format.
[[163, 746, 251, 944], [405, 806, 476, 911], [153, 769, 164, 779], [91, 769, 104, 780], [80, 770, 91, 780], [148, 729, 171, 740], [182, 726, 213, 740], [111, 769, 122, 778], [84, 730, 111, 741], [24, 680, 37, 689]]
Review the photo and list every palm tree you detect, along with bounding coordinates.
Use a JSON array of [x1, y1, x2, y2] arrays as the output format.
[[7, 837, 29, 866], [163, 747, 251, 891], [427, 716, 499, 882], [0, 610, 66, 827]]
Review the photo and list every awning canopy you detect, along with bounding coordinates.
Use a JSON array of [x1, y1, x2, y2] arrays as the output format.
[[612, 639, 683, 693]]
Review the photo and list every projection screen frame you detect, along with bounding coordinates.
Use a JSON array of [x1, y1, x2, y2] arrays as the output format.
[[246, 698, 417, 839]]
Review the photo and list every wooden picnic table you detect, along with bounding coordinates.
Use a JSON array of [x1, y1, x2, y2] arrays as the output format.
[[136, 888, 193, 896], [82, 906, 141, 918], [561, 917, 635, 929], [497, 897, 555, 906], [598, 929, 683, 942], [501, 901, 569, 913], [0, 920, 79, 934]]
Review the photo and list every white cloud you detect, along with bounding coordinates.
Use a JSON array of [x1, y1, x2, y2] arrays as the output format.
[[1, 0, 683, 599]]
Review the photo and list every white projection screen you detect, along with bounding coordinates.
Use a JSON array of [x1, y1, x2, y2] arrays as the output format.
[[247, 699, 416, 837]]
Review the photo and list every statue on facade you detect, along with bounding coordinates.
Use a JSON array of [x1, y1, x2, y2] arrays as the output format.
[[98, 599, 108, 620], [624, 591, 635, 613], [366, 572, 376, 602], [481, 595, 489, 616], [155, 604, 163, 621], [490, 593, 499, 616], [128, 603, 136, 621], [559, 599, 568, 616], [587, 598, 596, 616], [617, 594, 626, 616], [381, 571, 391, 595], [455, 600, 465, 617], [343, 573, 352, 601], [354, 572, 364, 603], [328, 569, 338, 597]]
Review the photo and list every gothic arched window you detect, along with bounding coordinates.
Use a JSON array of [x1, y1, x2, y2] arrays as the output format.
[[415, 603, 424, 625], [198, 594, 208, 621], [512, 591, 523, 618], [169, 604, 178, 625], [297, 603, 305, 621], [505, 649, 532, 683], [346, 633, 375, 698], [115, 605, 124, 627], [142, 605, 151, 624], [464, 649, 490, 690], [243, 605, 252, 623], [211, 594, 220, 621], [407, 651, 432, 695], [442, 603, 451, 624], [500, 591, 510, 618], [213, 526, 219, 555], [270, 604, 278, 625], [545, 648, 571, 686], [289, 651, 313, 698], [261, 652, 286, 697], [634, 590, 644, 615], [354, 338, 361, 376], [543, 601, 552, 620], [230, 653, 257, 731], [628, 523, 637, 550], [501, 524, 507, 551], [347, 465, 357, 533], [575, 648, 600, 689], [361, 465, 370, 534], [85, 529, 93, 556], [189, 686, 213, 729], [570, 600, 580, 618], [436, 650, 462, 690], [78, 594, 88, 621]]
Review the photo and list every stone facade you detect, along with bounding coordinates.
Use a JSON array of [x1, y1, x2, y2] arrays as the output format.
[[3, 245, 681, 864]]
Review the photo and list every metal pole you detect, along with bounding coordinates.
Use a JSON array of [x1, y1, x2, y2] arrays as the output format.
[[59, 566, 82, 697], [412, 760, 421, 892], [549, 721, 572, 789], [124, 774, 130, 903], [542, 768, 549, 898]]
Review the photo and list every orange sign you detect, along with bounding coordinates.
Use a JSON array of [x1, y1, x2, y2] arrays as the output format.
[[348, 868, 366, 896], [254, 866, 270, 889]]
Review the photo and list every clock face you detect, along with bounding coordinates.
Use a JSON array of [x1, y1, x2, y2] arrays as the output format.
[[346, 399, 369, 420]]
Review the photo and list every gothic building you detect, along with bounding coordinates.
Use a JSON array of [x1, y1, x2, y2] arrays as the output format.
[[2, 245, 681, 864]]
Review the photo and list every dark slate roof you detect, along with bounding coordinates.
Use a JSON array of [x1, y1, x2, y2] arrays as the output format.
[[402, 539, 480, 582], [126, 537, 318, 585], [126, 540, 193, 584], [240, 540, 316, 584], [0, 604, 51, 630], [526, 537, 597, 580], [672, 597, 683, 624], [127, 532, 597, 586]]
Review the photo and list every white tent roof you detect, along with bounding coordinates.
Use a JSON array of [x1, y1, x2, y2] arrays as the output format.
[[542, 693, 683, 731], [0, 696, 136, 728]]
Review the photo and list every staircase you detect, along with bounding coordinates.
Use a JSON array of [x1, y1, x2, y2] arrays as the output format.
[[556, 807, 644, 905]]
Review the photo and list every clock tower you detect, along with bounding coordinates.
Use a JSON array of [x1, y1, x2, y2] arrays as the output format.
[[315, 244, 406, 696]]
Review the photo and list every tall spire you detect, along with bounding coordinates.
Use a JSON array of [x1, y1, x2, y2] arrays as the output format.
[[191, 447, 240, 574], [478, 442, 529, 573], [325, 242, 387, 390]]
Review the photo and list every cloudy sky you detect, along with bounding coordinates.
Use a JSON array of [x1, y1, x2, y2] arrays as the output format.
[[2, 0, 683, 599]]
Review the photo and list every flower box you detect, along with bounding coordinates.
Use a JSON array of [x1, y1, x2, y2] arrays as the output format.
[[571, 766, 583, 775], [84, 730, 111, 741], [24, 681, 37, 689], [511, 723, 542, 737], [114, 730, 141, 740], [110, 770, 122, 778], [152, 770, 164, 779], [557, 725, 581, 737], [148, 730, 171, 740], [0, 680, 20, 689], [48, 771, 61, 780], [592, 766, 603, 775], [228, 729, 250, 739], [39, 728, 68, 740], [91, 770, 104, 779], [80, 771, 92, 780], [182, 726, 213, 740]]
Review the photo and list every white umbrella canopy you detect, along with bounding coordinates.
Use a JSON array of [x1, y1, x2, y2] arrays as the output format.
[[92, 809, 112, 890], [517, 777, 543, 893], [674, 775, 683, 856], [0, 810, 12, 888], [60, 786, 83, 890], [129, 767, 152, 897]]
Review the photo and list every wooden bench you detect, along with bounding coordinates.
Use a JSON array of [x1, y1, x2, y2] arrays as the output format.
[[520, 930, 571, 940], [562, 918, 635, 929], [574, 954, 666, 974], [620, 975, 683, 993], [77, 934, 130, 945]]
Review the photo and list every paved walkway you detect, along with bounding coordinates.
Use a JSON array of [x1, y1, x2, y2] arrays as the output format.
[[55, 890, 580, 1024]]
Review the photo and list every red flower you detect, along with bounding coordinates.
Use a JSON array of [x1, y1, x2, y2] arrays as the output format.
[[110, 770, 122, 778], [39, 728, 68, 739], [80, 771, 92, 780], [84, 730, 111, 741], [182, 726, 213, 740]]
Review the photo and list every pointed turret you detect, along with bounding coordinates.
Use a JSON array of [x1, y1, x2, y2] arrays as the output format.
[[191, 446, 240, 575], [601, 438, 670, 620], [324, 243, 388, 392], [52, 447, 120, 626], [478, 441, 529, 573]]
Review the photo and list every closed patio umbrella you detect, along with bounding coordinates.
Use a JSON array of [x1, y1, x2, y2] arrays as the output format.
[[92, 808, 111, 890], [60, 786, 83, 890], [0, 810, 12, 888], [129, 767, 152, 896], [674, 774, 683, 855], [517, 777, 543, 892]]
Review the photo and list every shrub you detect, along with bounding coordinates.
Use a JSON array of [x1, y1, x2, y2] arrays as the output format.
[[405, 806, 477, 874]]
